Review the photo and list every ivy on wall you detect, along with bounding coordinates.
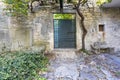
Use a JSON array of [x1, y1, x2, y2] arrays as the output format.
[[2, 0, 112, 16], [2, 0, 29, 16], [53, 14, 75, 19], [96, 0, 112, 6]]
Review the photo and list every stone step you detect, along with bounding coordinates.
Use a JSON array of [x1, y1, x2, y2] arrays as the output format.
[[52, 49, 77, 59]]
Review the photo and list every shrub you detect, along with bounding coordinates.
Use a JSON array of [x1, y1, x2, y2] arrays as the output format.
[[0, 50, 48, 80]]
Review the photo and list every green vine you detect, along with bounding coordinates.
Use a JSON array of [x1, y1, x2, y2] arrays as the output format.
[[0, 50, 48, 80], [2, 0, 29, 16]]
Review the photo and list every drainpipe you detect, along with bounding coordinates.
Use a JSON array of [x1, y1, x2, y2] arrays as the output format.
[[59, 0, 63, 12]]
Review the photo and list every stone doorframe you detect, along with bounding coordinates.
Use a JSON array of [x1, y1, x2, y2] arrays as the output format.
[[49, 10, 82, 50]]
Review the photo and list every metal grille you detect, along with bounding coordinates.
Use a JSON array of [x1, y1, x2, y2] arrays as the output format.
[[54, 19, 76, 48]]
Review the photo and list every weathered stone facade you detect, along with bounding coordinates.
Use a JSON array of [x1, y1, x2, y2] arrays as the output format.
[[0, 2, 11, 52], [83, 8, 120, 52], [0, 1, 120, 52]]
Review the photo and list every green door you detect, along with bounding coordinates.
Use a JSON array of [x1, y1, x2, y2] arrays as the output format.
[[53, 14, 76, 48]]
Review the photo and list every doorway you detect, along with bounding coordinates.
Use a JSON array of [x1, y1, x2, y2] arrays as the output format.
[[53, 13, 76, 48]]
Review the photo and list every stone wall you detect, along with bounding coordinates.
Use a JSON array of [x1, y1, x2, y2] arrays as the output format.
[[0, 1, 120, 52], [102, 8, 120, 52], [8, 10, 52, 50], [0, 1, 52, 51], [0, 2, 10, 52], [82, 8, 120, 52]]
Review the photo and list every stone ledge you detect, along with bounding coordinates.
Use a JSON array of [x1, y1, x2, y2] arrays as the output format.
[[52, 49, 77, 59]]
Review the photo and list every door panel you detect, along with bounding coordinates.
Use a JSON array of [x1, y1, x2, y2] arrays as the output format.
[[54, 19, 76, 48]]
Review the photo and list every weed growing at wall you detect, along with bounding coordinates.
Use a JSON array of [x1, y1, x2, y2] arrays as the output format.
[[79, 49, 90, 55], [0, 50, 48, 80]]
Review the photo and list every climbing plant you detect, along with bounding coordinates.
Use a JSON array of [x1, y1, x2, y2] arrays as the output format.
[[3, 0, 29, 16], [53, 14, 75, 19], [97, 0, 112, 6]]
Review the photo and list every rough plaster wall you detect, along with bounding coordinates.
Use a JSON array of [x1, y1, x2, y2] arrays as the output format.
[[0, 1, 52, 51], [6, 8, 53, 50], [102, 8, 120, 51], [81, 8, 100, 50], [76, 13, 82, 49], [0, 1, 32, 51], [7, 16, 32, 50], [9, 27, 31, 50], [82, 8, 120, 52], [31, 10, 52, 42], [29, 9, 53, 50], [0, 2, 11, 52]]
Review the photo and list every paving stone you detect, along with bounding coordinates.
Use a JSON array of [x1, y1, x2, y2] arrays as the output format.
[[79, 71, 98, 80], [43, 52, 120, 80]]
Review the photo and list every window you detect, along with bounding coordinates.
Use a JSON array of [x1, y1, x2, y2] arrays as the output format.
[[99, 24, 104, 32]]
